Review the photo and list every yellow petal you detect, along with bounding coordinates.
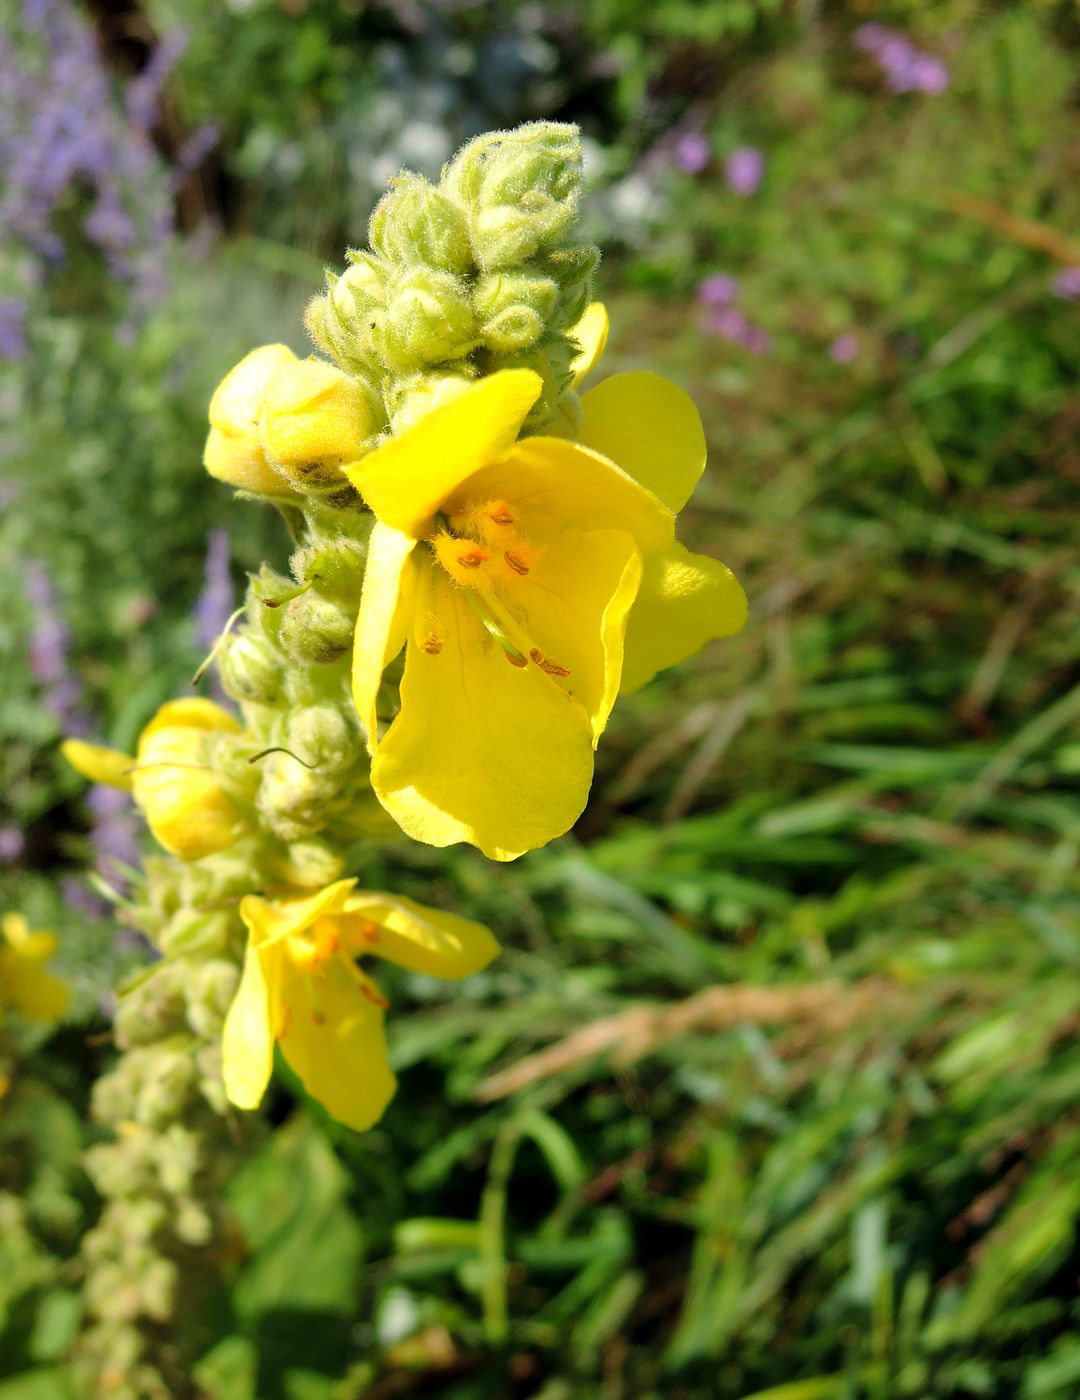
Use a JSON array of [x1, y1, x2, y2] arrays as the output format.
[[371, 576, 595, 861], [61, 739, 134, 792], [8, 964, 69, 1021], [209, 344, 297, 435], [496, 527, 641, 744], [133, 727, 241, 860], [260, 358, 375, 488], [277, 960, 397, 1132], [342, 892, 499, 979], [569, 301, 609, 386], [240, 878, 358, 950], [204, 424, 289, 496], [579, 371, 706, 514], [622, 542, 748, 692], [138, 698, 242, 746], [222, 940, 275, 1112], [343, 369, 542, 539], [351, 521, 417, 749], [467, 436, 674, 556]]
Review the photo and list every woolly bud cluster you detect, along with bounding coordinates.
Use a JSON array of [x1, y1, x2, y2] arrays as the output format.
[[305, 121, 598, 435]]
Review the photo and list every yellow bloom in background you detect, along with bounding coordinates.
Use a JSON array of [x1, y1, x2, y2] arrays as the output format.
[[63, 698, 244, 861], [344, 352, 746, 861], [0, 914, 69, 1024], [204, 344, 299, 494], [222, 877, 498, 1131]]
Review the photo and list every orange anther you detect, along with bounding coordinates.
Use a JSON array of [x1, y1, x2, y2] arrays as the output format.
[[361, 983, 390, 1010], [529, 648, 544, 665], [530, 647, 570, 677], [421, 636, 443, 655], [487, 504, 514, 527], [358, 920, 381, 944], [504, 551, 529, 576], [457, 548, 488, 570]]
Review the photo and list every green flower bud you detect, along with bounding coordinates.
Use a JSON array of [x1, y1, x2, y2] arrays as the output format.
[[386, 365, 476, 435], [474, 269, 558, 353], [279, 591, 355, 663], [256, 752, 337, 841], [287, 703, 352, 773], [378, 268, 476, 370], [270, 838, 347, 889], [442, 122, 583, 272], [541, 242, 601, 323], [218, 630, 284, 706], [290, 533, 368, 600], [370, 174, 473, 273], [114, 963, 189, 1048], [184, 960, 240, 1040]]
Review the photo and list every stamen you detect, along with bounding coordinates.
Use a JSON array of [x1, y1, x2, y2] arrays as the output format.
[[457, 548, 488, 569], [486, 502, 514, 528], [530, 648, 571, 678], [357, 920, 381, 944], [421, 635, 443, 655], [361, 983, 390, 1010], [504, 551, 529, 576]]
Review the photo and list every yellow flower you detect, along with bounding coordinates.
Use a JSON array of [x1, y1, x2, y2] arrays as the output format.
[[222, 877, 498, 1131], [259, 357, 377, 490], [63, 699, 244, 861], [0, 914, 69, 1023], [204, 344, 299, 495], [343, 347, 746, 861]]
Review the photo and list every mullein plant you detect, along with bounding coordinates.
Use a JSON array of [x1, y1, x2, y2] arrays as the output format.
[[62, 121, 746, 1397]]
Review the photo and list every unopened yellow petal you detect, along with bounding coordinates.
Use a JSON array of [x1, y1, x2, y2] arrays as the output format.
[[260, 358, 375, 488], [579, 371, 707, 515], [343, 892, 499, 979], [204, 424, 289, 496], [61, 739, 134, 792], [209, 344, 297, 435], [351, 522, 417, 749], [138, 698, 241, 745], [372, 577, 595, 861], [500, 527, 641, 743], [344, 369, 542, 539], [569, 302, 609, 386], [240, 878, 358, 950], [222, 940, 275, 1112], [277, 961, 396, 1132], [468, 436, 674, 555], [133, 726, 241, 860], [622, 542, 748, 692]]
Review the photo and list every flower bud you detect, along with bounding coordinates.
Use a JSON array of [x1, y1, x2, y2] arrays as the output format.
[[377, 268, 476, 370], [184, 959, 240, 1040], [278, 591, 355, 663], [204, 345, 298, 495], [387, 367, 476, 434], [270, 838, 346, 889], [442, 122, 583, 272], [287, 704, 352, 772], [256, 753, 336, 842], [370, 175, 473, 273], [541, 243, 601, 324], [217, 631, 284, 706], [132, 699, 244, 861], [474, 269, 558, 353], [260, 359, 377, 490]]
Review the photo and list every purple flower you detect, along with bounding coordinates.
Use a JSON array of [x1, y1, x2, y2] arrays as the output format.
[[697, 274, 739, 308], [854, 24, 949, 96], [1052, 266, 1080, 301], [194, 527, 234, 652], [88, 783, 139, 882], [674, 131, 710, 175], [703, 306, 772, 355], [829, 333, 859, 364], [0, 825, 26, 864], [725, 146, 765, 197], [0, 297, 28, 359], [22, 558, 92, 734]]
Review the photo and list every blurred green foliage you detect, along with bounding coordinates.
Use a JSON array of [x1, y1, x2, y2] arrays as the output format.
[[3, 0, 1080, 1395]]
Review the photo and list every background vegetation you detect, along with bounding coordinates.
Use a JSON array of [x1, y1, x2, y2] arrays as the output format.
[[3, 0, 1080, 1395]]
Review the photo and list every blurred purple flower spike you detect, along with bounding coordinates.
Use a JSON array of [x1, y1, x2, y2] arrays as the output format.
[[1052, 267, 1080, 301], [674, 131, 710, 174], [829, 333, 859, 364], [725, 147, 765, 197], [697, 274, 739, 308], [194, 527, 234, 652]]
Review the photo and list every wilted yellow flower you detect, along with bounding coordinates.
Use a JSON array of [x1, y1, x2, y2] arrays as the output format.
[[344, 356, 745, 861], [204, 344, 299, 494], [0, 914, 69, 1023], [63, 698, 244, 861], [222, 877, 498, 1131]]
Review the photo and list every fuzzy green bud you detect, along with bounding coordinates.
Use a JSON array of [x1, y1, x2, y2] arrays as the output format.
[[378, 268, 476, 370], [541, 242, 601, 324], [307, 253, 394, 371], [271, 838, 347, 889], [288, 704, 352, 772], [386, 366, 476, 435], [442, 122, 583, 272], [291, 534, 368, 599], [218, 630, 284, 706], [184, 960, 240, 1041], [256, 752, 337, 841], [370, 174, 473, 273], [279, 591, 355, 663], [474, 269, 558, 353]]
